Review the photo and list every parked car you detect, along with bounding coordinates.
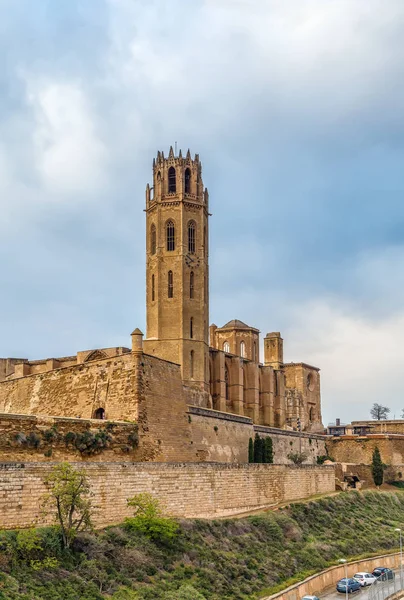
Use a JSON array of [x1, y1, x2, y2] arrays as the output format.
[[372, 567, 395, 581], [353, 572, 377, 587], [301, 596, 320, 600], [336, 578, 361, 593]]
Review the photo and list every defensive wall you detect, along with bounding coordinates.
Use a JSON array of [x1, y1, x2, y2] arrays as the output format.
[[189, 406, 328, 463], [0, 462, 335, 529], [327, 435, 404, 466], [0, 414, 139, 462], [0, 350, 328, 464]]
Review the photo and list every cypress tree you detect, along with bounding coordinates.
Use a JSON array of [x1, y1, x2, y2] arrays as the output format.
[[372, 446, 384, 487], [248, 438, 254, 463], [264, 437, 274, 464], [253, 433, 261, 463]]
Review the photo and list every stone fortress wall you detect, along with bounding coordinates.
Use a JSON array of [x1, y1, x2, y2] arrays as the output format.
[[0, 462, 335, 530]]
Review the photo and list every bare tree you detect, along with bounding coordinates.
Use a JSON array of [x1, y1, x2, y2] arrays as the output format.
[[370, 403, 390, 420]]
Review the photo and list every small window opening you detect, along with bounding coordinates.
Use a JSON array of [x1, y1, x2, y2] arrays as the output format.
[[168, 270, 173, 298], [185, 168, 191, 194], [151, 274, 155, 301], [190, 317, 194, 339], [223, 342, 230, 353], [150, 224, 156, 255], [168, 166, 176, 193], [240, 341, 246, 358], [190, 350, 194, 379], [166, 221, 175, 251], [94, 407, 105, 420], [188, 221, 196, 254], [225, 366, 229, 400], [190, 271, 194, 299]]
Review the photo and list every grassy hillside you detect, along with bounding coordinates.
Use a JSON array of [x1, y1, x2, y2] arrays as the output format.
[[0, 491, 404, 600]]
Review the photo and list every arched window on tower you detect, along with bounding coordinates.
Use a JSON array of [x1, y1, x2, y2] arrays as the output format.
[[150, 224, 156, 255], [190, 271, 194, 298], [156, 171, 161, 197], [94, 407, 105, 420], [185, 168, 191, 194], [151, 274, 155, 301], [166, 220, 175, 251], [168, 166, 176, 193], [190, 350, 194, 379], [309, 406, 314, 423], [225, 366, 229, 400], [190, 317, 193, 339], [223, 341, 230, 353], [188, 220, 196, 254], [240, 341, 246, 358], [168, 270, 173, 298]]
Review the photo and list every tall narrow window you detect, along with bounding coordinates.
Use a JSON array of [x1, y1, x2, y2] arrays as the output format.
[[253, 341, 257, 362], [190, 317, 193, 339], [190, 271, 194, 298], [156, 171, 161, 197], [185, 168, 191, 193], [168, 270, 173, 298], [188, 220, 196, 254], [151, 274, 155, 301], [240, 341, 246, 358], [225, 366, 229, 400], [223, 342, 230, 353], [190, 350, 194, 379], [150, 224, 156, 255], [168, 166, 176, 192], [166, 220, 175, 251]]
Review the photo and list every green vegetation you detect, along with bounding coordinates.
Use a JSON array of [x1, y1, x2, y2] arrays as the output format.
[[250, 434, 274, 464], [372, 446, 384, 487], [125, 493, 179, 544], [2, 491, 404, 599], [287, 451, 308, 465], [42, 462, 94, 549]]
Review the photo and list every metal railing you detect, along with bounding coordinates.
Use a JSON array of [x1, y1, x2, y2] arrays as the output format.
[[369, 574, 404, 600]]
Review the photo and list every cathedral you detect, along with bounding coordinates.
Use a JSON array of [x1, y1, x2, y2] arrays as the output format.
[[0, 148, 323, 450]]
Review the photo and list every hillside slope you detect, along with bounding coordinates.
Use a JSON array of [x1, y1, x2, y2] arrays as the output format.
[[0, 491, 403, 600]]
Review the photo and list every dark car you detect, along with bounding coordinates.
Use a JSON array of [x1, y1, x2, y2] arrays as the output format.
[[372, 567, 395, 581], [336, 578, 361, 593]]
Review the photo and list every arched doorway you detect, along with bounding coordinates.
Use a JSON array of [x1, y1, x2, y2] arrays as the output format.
[[94, 407, 105, 420]]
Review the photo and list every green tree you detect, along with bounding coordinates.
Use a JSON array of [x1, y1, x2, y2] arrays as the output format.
[[248, 438, 254, 463], [264, 437, 274, 464], [42, 462, 94, 549], [125, 493, 178, 544], [254, 433, 262, 463], [372, 446, 384, 487]]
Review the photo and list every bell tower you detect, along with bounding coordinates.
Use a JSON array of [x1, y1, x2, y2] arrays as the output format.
[[143, 147, 210, 404]]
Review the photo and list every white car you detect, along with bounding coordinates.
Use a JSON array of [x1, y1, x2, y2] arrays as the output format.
[[354, 572, 377, 586]]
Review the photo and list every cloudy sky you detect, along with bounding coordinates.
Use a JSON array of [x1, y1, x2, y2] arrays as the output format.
[[1, 0, 404, 425]]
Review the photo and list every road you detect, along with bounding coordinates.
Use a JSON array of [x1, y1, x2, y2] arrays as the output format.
[[321, 569, 401, 600]]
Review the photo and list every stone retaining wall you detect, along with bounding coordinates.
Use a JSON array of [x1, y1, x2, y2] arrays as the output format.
[[0, 462, 335, 529]]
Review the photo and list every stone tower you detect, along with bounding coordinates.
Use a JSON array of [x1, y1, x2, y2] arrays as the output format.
[[143, 147, 210, 404]]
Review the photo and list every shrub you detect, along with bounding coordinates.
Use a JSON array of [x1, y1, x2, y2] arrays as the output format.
[[125, 493, 179, 544], [287, 451, 308, 466], [42, 427, 59, 443], [316, 455, 332, 465]]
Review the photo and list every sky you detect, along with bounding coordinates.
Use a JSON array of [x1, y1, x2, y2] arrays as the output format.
[[1, 0, 404, 426]]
